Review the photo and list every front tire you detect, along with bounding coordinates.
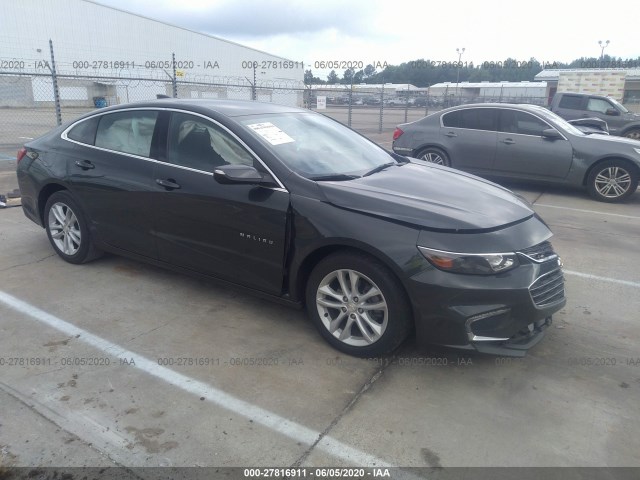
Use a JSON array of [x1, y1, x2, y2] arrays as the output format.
[[416, 147, 450, 167], [305, 251, 412, 357], [44, 191, 102, 264], [587, 160, 638, 203]]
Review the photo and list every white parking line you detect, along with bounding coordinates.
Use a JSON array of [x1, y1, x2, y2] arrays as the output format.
[[564, 270, 640, 289], [535, 203, 640, 220], [0, 290, 392, 468]]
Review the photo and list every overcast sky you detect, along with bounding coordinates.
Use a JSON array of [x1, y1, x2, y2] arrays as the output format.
[[97, 0, 638, 77]]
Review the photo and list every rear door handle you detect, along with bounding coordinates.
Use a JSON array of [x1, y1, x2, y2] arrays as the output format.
[[156, 178, 181, 190], [444, 131, 457, 138], [74, 160, 95, 170], [501, 138, 515, 145]]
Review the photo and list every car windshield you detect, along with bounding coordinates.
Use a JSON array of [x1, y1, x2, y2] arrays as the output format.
[[238, 112, 397, 179], [608, 97, 629, 113], [530, 107, 586, 136]]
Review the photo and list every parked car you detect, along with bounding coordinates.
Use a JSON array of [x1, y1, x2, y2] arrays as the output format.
[[550, 92, 640, 139], [17, 99, 565, 357], [384, 97, 405, 106], [392, 103, 640, 202]]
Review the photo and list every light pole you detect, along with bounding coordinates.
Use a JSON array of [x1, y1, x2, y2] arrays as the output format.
[[456, 47, 465, 103], [598, 40, 609, 67]]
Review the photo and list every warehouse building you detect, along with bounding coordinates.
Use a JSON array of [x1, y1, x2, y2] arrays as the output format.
[[534, 69, 640, 104], [0, 0, 304, 107], [427, 81, 548, 105]]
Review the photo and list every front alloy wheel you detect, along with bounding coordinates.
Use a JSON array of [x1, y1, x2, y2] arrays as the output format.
[[587, 160, 638, 202], [306, 251, 411, 357], [316, 269, 388, 347]]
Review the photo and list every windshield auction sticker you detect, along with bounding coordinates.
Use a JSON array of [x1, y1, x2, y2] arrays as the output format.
[[247, 122, 295, 145]]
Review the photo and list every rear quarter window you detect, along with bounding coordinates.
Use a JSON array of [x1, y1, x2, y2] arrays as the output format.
[[67, 116, 100, 145]]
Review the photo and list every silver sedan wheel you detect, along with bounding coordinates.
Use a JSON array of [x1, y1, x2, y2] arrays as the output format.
[[594, 166, 632, 199], [420, 151, 445, 165], [48, 202, 81, 256], [315, 269, 388, 347]]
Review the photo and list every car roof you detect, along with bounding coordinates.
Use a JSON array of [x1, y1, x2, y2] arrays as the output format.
[[95, 98, 307, 117], [437, 103, 548, 114]]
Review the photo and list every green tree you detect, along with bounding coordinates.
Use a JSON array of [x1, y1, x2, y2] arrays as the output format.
[[342, 68, 355, 84], [327, 70, 339, 84]]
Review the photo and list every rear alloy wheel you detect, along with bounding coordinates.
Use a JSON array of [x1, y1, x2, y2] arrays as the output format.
[[623, 129, 640, 140], [417, 147, 450, 166], [587, 160, 639, 203], [44, 191, 102, 264], [306, 252, 411, 357]]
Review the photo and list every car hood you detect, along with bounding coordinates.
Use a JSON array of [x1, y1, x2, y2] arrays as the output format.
[[318, 163, 534, 232]]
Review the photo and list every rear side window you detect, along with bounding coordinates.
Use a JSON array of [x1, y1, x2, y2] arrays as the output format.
[[67, 116, 100, 145], [558, 95, 583, 110], [95, 111, 159, 158], [442, 108, 497, 132]]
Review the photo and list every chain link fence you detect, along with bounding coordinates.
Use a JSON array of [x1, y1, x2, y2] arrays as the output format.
[[3, 59, 640, 167]]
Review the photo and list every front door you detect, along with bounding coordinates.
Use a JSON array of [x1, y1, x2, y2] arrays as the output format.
[[494, 109, 573, 180], [152, 111, 289, 294]]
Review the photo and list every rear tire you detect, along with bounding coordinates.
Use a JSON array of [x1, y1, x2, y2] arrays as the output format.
[[305, 251, 412, 357], [416, 147, 450, 167], [44, 191, 103, 264], [586, 160, 638, 203], [622, 128, 640, 141]]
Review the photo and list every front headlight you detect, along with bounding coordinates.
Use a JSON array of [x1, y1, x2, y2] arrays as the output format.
[[418, 246, 519, 275]]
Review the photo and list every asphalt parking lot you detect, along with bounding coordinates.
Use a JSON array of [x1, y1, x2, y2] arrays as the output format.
[[1, 124, 640, 475]]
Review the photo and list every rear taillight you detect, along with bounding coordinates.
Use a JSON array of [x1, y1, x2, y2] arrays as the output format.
[[392, 128, 404, 141], [17, 147, 27, 164]]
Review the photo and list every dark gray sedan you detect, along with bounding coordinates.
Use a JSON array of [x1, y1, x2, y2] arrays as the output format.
[[392, 103, 640, 202]]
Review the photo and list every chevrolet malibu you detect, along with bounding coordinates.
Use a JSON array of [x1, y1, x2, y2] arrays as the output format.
[[16, 99, 566, 357]]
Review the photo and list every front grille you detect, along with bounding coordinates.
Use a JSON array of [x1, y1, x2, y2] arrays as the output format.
[[530, 267, 565, 307], [518, 241, 557, 262]]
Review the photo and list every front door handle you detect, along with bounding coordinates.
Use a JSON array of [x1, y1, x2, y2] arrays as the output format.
[[156, 178, 181, 190], [444, 131, 457, 138], [74, 160, 95, 170], [501, 138, 515, 145]]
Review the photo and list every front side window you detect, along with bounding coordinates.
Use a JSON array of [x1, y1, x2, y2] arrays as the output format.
[[167, 112, 254, 172], [587, 98, 614, 114], [442, 108, 498, 131], [499, 110, 550, 136], [95, 111, 158, 157]]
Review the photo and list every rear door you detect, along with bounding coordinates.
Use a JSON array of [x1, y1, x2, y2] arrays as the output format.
[[440, 107, 498, 173], [65, 109, 159, 258], [494, 109, 573, 180], [553, 94, 586, 121], [152, 111, 290, 294]]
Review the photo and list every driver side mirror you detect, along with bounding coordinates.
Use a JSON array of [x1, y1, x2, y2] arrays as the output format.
[[214, 164, 275, 186], [542, 128, 563, 140], [605, 108, 620, 116]]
